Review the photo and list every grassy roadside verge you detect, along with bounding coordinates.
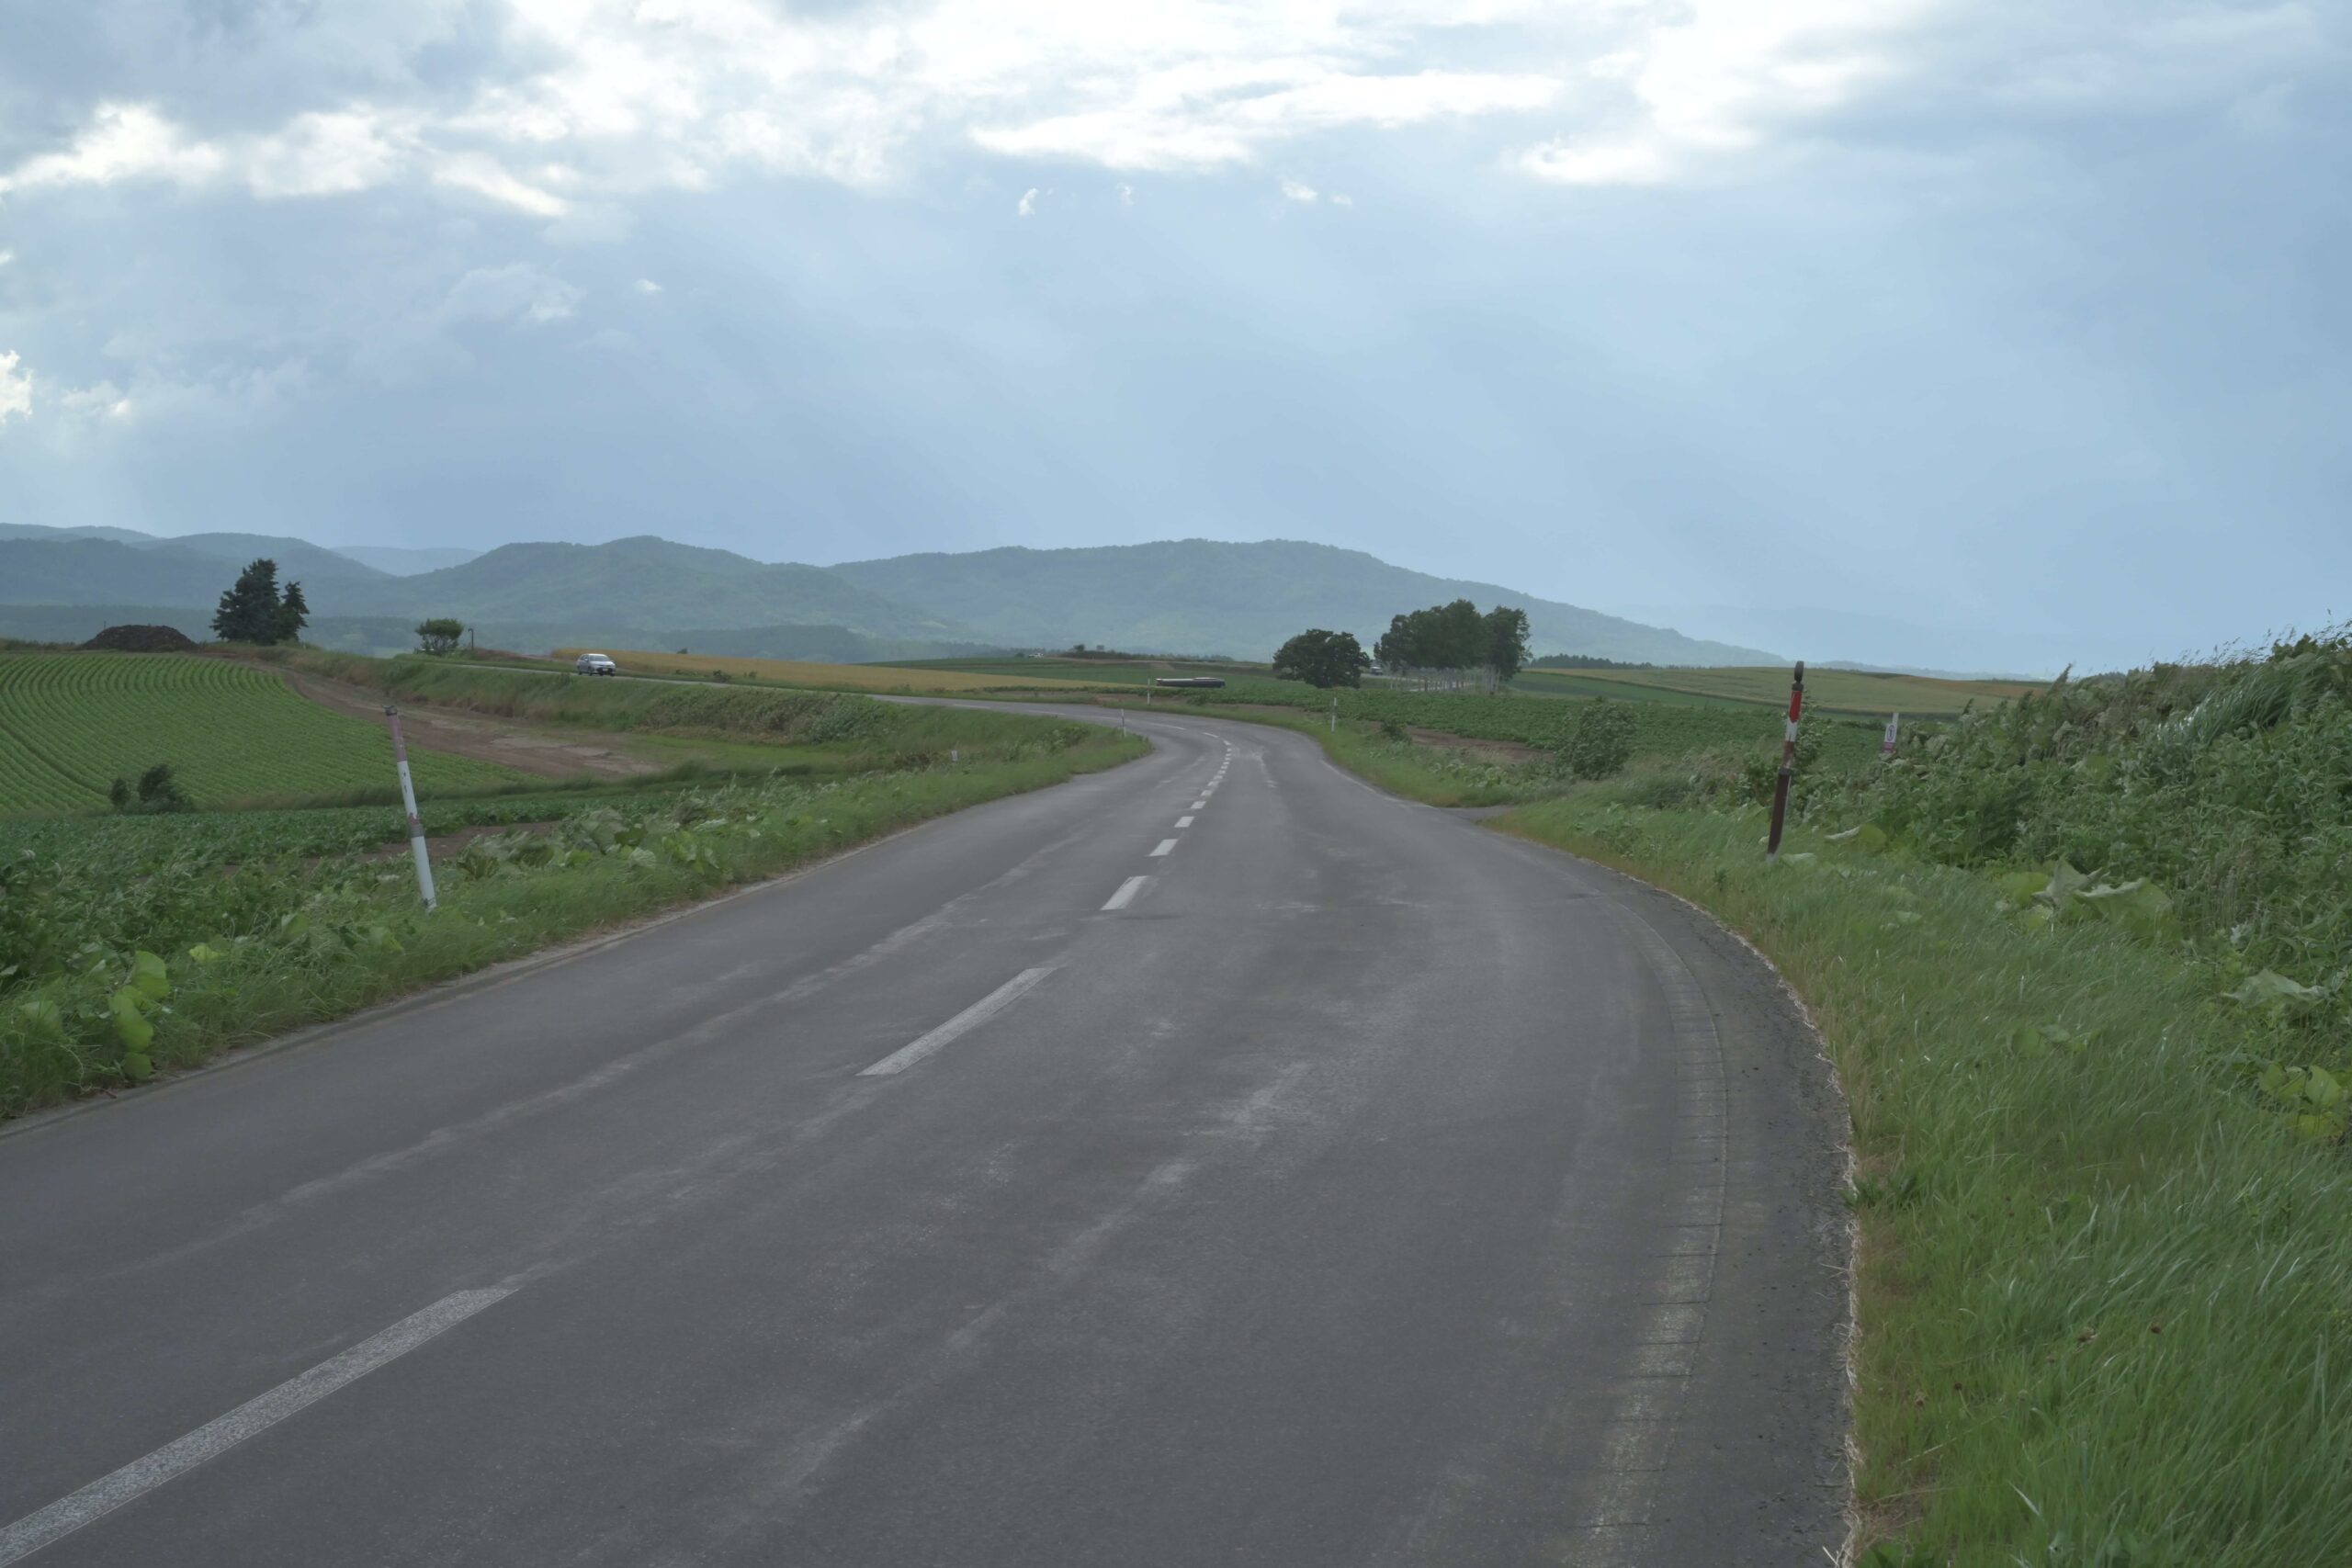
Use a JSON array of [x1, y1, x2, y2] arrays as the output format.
[[1495, 799, 2352, 1564], [2, 727, 1145, 1119]]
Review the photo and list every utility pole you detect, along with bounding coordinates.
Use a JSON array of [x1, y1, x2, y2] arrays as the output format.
[[1767, 661, 1804, 864]]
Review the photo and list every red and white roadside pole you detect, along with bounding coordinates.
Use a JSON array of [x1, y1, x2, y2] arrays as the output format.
[[385, 705, 438, 911], [1883, 711, 1901, 758], [1766, 660, 1804, 864]]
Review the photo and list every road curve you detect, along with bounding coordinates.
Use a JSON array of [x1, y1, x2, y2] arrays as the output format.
[[0, 706, 1848, 1565]]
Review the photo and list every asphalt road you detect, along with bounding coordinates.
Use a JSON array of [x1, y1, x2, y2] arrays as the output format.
[[0, 706, 1849, 1565]]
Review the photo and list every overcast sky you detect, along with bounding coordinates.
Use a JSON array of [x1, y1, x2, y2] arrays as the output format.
[[1, 2, 2345, 671]]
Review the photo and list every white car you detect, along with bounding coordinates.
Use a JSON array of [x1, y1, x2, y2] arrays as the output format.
[[573, 653, 618, 676]]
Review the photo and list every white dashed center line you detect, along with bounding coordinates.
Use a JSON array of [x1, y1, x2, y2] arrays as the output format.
[[1175, 816, 1194, 828], [1150, 839, 1178, 857], [860, 967, 1058, 1077], [0, 1289, 516, 1567], [1102, 875, 1151, 911]]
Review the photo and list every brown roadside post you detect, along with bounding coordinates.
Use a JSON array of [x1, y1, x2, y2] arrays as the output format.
[[1766, 660, 1804, 864]]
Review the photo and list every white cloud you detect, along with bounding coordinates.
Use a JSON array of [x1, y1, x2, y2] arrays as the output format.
[[432, 152, 571, 217], [0, 5, 1574, 215], [244, 111, 410, 198], [0, 250, 14, 266], [1017, 186, 1040, 217], [634, 277, 663, 295], [974, 67, 1561, 171], [0, 352, 29, 424], [0, 0, 2326, 223], [1117, 183, 1135, 206], [0, 103, 224, 195], [1330, 192, 1354, 207], [1280, 178, 1317, 203], [60, 381, 133, 422], [1519, 135, 1675, 186], [1513, 0, 2326, 187], [442, 264, 582, 325]]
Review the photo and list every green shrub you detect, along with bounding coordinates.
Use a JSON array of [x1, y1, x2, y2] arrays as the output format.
[[1830, 629, 2352, 983], [1559, 700, 1637, 779]]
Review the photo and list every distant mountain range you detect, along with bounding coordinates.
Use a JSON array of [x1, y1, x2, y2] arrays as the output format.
[[834, 540, 1774, 665], [328, 545, 483, 576], [0, 523, 1779, 666]]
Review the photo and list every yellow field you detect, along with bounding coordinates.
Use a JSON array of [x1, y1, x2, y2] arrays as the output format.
[[554, 649, 1101, 694]]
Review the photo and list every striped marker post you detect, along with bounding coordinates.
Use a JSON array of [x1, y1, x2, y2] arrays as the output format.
[[1766, 660, 1804, 864], [384, 705, 438, 911], [1883, 711, 1901, 758]]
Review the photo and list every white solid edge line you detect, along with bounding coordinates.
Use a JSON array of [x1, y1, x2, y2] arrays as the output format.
[[1175, 816, 1194, 828], [0, 1289, 515, 1566], [859, 967, 1057, 1077], [1102, 875, 1151, 911], [1149, 839, 1179, 857]]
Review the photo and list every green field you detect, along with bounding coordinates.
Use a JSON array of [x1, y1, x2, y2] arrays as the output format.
[[557, 649, 1103, 693], [0, 651, 522, 814], [1517, 663, 2038, 716], [883, 655, 1269, 687], [886, 653, 2036, 717], [0, 691, 1145, 1115]]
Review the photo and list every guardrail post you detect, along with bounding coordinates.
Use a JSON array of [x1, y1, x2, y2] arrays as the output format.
[[384, 705, 438, 910], [1767, 661, 1804, 864]]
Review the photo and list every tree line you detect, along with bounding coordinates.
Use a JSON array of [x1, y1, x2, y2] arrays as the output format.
[[1272, 599, 1531, 690]]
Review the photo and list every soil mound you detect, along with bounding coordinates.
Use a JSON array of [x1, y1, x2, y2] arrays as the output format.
[[83, 624, 199, 652]]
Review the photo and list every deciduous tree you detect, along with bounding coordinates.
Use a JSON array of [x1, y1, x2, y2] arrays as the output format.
[[1272, 627, 1372, 688], [415, 618, 466, 655]]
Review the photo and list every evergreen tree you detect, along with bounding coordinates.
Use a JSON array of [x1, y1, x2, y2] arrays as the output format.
[[276, 580, 309, 644], [211, 558, 287, 644]]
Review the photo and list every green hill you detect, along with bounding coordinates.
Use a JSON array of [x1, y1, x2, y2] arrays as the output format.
[[340, 537, 973, 641], [0, 531, 976, 650], [328, 545, 483, 575], [3, 523, 1776, 666], [0, 530, 388, 604], [0, 537, 381, 613], [831, 538, 1779, 664]]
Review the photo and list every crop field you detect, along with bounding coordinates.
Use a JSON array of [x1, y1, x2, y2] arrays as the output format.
[[876, 654, 2024, 716], [0, 704, 1144, 1115], [1517, 663, 2040, 716], [556, 649, 1101, 693], [0, 651, 522, 814], [1163, 680, 1889, 771], [885, 656, 1268, 687]]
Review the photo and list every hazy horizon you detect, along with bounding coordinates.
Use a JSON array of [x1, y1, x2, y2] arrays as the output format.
[[4, 3, 2346, 674]]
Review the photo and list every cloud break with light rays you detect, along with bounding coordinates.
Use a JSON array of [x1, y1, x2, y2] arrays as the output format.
[[0, 1, 2347, 673]]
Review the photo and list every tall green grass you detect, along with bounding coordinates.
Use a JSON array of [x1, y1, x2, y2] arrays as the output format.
[[1824, 631, 2352, 988], [1498, 801, 2352, 1564]]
